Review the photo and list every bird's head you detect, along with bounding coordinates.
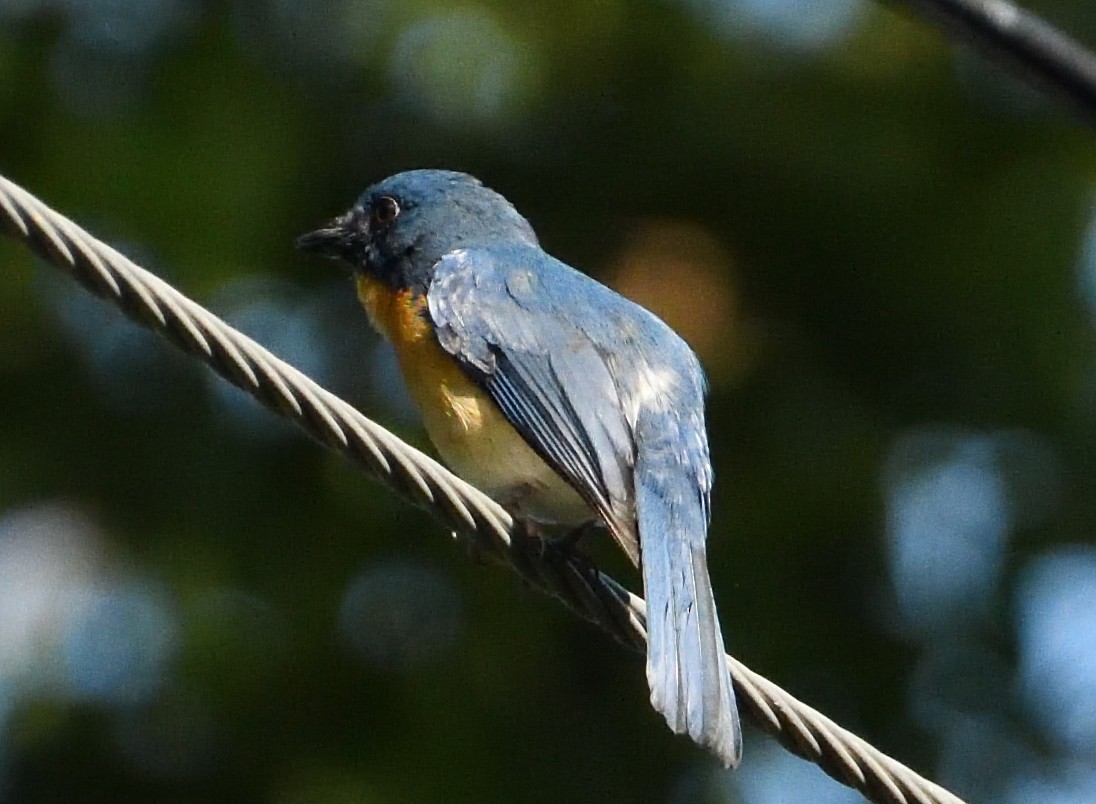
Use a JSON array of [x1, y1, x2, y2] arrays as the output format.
[[297, 169, 538, 294]]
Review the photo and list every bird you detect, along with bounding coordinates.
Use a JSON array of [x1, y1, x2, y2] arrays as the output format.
[[297, 169, 742, 767]]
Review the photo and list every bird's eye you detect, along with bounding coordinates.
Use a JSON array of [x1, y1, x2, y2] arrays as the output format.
[[372, 196, 400, 227]]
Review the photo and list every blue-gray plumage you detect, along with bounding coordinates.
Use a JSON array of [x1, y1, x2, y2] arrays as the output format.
[[297, 170, 742, 767]]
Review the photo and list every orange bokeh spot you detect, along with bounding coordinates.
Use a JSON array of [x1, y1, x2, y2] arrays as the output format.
[[605, 219, 752, 384]]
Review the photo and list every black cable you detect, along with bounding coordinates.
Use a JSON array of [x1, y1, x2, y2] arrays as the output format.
[[892, 0, 1096, 126]]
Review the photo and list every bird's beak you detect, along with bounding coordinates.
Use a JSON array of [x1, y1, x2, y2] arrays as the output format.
[[296, 215, 356, 262]]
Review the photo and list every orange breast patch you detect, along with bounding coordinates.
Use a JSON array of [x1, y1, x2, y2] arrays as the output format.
[[353, 274, 591, 525], [356, 273, 492, 447]]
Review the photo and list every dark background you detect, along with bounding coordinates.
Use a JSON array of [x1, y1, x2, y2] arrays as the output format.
[[2, 2, 1096, 802]]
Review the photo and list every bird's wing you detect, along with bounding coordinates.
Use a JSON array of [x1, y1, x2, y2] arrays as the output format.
[[427, 245, 640, 560], [429, 243, 740, 765]]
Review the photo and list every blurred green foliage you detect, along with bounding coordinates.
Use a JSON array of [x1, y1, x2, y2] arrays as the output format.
[[2, 2, 1096, 803]]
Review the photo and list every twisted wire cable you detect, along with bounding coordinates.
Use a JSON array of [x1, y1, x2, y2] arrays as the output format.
[[889, 0, 1096, 128], [0, 173, 965, 804]]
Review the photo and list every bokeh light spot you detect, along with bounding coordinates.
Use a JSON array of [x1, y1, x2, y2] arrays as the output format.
[[1076, 197, 1096, 330], [1003, 762, 1096, 804], [883, 428, 1015, 636], [606, 220, 748, 384], [388, 8, 539, 129], [678, 0, 866, 52], [338, 559, 463, 670], [0, 504, 105, 683], [62, 583, 180, 706], [725, 737, 864, 803], [62, 0, 196, 55], [1016, 546, 1096, 755]]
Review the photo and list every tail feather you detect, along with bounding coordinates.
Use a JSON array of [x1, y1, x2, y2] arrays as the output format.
[[637, 473, 741, 767]]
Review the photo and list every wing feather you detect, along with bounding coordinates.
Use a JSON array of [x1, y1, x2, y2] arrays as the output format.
[[429, 246, 638, 559]]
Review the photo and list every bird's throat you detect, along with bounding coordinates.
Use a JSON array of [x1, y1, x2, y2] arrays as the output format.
[[355, 274, 433, 345], [355, 273, 484, 442]]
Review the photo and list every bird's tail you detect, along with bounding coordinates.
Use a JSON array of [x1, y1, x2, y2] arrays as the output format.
[[636, 468, 742, 768]]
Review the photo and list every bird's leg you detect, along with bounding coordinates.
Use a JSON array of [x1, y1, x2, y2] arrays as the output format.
[[510, 518, 594, 564], [517, 518, 558, 563], [556, 520, 602, 554], [497, 483, 598, 560]]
